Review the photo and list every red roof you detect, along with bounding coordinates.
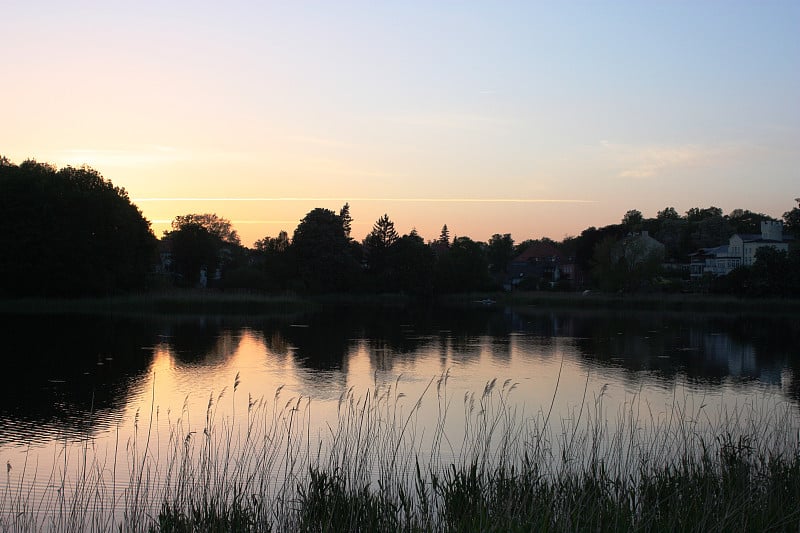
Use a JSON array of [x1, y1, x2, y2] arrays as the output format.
[[513, 242, 563, 263]]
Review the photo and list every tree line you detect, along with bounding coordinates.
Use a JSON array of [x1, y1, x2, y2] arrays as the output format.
[[0, 158, 155, 296], [562, 207, 800, 295], [1, 157, 798, 297]]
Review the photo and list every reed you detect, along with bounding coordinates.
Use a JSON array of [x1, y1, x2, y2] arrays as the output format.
[[2, 374, 799, 531]]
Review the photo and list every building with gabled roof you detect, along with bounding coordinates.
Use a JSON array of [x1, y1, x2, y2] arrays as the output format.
[[507, 241, 582, 289], [690, 221, 790, 278]]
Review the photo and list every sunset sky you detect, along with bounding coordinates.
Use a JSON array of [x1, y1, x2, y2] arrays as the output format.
[[3, 1, 798, 246]]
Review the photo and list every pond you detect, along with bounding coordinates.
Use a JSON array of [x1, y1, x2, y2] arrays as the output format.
[[1, 304, 799, 528]]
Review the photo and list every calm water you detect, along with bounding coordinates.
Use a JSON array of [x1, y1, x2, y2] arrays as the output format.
[[1, 304, 799, 513]]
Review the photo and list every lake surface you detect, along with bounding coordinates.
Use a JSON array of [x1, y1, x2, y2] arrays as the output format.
[[1, 304, 799, 523]]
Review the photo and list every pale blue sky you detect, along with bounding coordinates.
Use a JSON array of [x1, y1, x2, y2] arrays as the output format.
[[2, 1, 798, 244]]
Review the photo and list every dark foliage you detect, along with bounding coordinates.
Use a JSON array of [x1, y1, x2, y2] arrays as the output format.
[[487, 233, 514, 275], [0, 159, 155, 296], [292, 208, 359, 292], [435, 236, 491, 293], [385, 231, 435, 295], [784, 206, 800, 239], [363, 213, 400, 276], [712, 247, 800, 297], [291, 442, 800, 532], [166, 223, 222, 286], [163, 213, 247, 287], [3, 155, 797, 298], [153, 498, 265, 533], [171, 213, 241, 245], [296, 468, 399, 532]]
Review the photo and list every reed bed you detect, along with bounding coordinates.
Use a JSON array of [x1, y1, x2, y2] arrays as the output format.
[[2, 373, 800, 532]]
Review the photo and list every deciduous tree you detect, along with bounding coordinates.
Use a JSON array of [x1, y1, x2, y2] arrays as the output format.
[[783, 206, 800, 240], [167, 223, 220, 286], [657, 207, 680, 220], [0, 158, 155, 296], [172, 213, 240, 245], [686, 206, 723, 223], [488, 233, 514, 275], [165, 213, 244, 286], [728, 209, 774, 235], [292, 208, 358, 292], [386, 232, 435, 294], [435, 236, 489, 292], [622, 209, 644, 230]]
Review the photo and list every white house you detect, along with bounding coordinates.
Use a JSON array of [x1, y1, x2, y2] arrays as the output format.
[[690, 221, 789, 278]]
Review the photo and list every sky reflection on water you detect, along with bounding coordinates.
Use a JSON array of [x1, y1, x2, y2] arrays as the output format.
[[1, 307, 798, 478]]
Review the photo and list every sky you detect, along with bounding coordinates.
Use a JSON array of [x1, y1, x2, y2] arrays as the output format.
[[2, 1, 798, 246]]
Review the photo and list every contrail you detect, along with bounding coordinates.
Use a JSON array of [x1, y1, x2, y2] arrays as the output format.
[[135, 197, 596, 203], [151, 219, 297, 224]]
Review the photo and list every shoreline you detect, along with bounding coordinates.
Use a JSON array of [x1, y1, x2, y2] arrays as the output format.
[[1, 289, 800, 316], [446, 290, 800, 315]]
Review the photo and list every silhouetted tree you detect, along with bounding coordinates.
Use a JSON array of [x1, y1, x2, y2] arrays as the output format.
[[488, 233, 514, 275], [0, 158, 155, 296], [363, 214, 400, 279], [686, 206, 723, 223], [655, 217, 690, 262], [711, 265, 751, 296], [590, 230, 664, 292], [622, 209, 644, 230], [439, 224, 450, 246], [339, 202, 353, 240], [657, 207, 680, 220], [171, 213, 240, 245], [783, 205, 800, 240], [750, 247, 791, 296], [164, 213, 243, 286], [292, 208, 358, 292], [728, 209, 775, 235], [691, 214, 734, 249], [571, 225, 625, 276], [166, 223, 220, 286], [435, 236, 489, 292], [590, 235, 627, 292], [386, 231, 435, 294], [712, 247, 800, 297], [253, 230, 295, 289], [365, 214, 399, 250], [255, 230, 290, 254], [619, 234, 665, 291]]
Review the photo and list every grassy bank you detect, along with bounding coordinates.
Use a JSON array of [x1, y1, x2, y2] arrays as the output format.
[[0, 290, 312, 317], [444, 290, 800, 315], [3, 288, 800, 316], [0, 290, 424, 317], [2, 375, 799, 531]]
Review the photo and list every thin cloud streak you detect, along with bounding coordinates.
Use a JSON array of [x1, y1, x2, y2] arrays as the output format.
[[135, 197, 596, 203], [598, 141, 750, 180], [152, 219, 298, 224]]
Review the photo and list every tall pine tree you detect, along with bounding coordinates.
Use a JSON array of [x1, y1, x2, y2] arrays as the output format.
[[439, 224, 450, 245], [339, 202, 353, 240]]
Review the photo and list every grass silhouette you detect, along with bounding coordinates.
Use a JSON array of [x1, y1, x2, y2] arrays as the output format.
[[2, 372, 799, 531]]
